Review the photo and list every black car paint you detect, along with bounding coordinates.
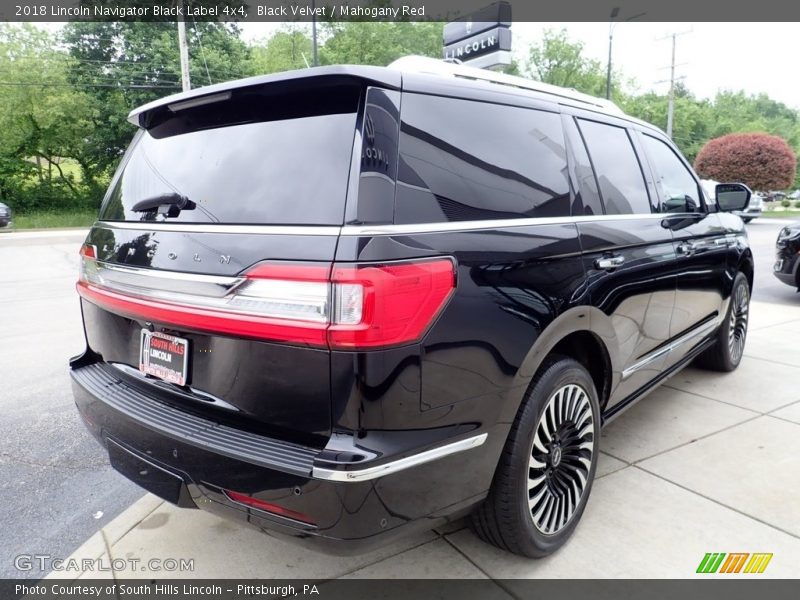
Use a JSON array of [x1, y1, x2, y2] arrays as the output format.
[[70, 65, 753, 552], [774, 223, 800, 290]]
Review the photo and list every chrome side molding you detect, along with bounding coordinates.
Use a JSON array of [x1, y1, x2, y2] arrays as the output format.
[[312, 433, 488, 482], [622, 318, 719, 380], [96, 213, 681, 238]]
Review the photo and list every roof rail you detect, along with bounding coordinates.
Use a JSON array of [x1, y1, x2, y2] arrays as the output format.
[[388, 55, 624, 115]]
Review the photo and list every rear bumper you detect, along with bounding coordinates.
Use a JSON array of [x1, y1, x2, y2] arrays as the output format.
[[70, 361, 490, 553]]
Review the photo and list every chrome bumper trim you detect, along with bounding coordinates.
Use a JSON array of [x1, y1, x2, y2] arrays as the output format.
[[311, 433, 488, 482]]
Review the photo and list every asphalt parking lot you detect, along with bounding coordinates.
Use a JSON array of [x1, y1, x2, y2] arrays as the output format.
[[1, 218, 798, 581]]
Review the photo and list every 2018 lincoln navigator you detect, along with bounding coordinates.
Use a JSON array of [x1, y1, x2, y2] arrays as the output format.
[[70, 56, 753, 557]]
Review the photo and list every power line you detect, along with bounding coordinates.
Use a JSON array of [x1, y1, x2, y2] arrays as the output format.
[[0, 81, 181, 89]]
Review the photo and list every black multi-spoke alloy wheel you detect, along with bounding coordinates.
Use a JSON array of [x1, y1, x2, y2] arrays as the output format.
[[696, 271, 750, 372], [472, 356, 600, 557]]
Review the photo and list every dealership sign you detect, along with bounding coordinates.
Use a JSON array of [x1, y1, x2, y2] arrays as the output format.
[[443, 2, 512, 69]]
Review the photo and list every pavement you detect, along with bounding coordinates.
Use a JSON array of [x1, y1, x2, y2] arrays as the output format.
[[0, 228, 143, 580], [3, 220, 799, 581]]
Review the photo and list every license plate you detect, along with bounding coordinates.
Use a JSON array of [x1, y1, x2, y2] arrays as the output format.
[[139, 329, 189, 386]]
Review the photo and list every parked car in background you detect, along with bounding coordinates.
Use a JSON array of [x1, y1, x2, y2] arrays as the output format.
[[788, 190, 800, 200], [774, 222, 800, 290], [767, 191, 786, 202], [0, 202, 11, 227], [70, 56, 755, 559]]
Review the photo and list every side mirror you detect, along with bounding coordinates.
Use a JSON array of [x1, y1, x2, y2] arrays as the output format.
[[716, 183, 751, 212]]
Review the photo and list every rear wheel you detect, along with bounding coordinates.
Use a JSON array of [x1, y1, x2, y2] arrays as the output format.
[[695, 271, 750, 371], [471, 356, 600, 557]]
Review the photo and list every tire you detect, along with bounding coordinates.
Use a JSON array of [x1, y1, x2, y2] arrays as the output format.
[[695, 271, 750, 372], [743, 218, 753, 223], [471, 356, 600, 557]]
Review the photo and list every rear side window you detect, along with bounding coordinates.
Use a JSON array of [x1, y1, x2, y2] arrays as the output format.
[[100, 83, 360, 225], [577, 119, 651, 215], [395, 94, 570, 224]]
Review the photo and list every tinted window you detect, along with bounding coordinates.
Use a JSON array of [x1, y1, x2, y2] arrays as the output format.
[[101, 96, 357, 225], [395, 94, 570, 223], [577, 119, 650, 215], [563, 116, 603, 216], [641, 134, 701, 213]]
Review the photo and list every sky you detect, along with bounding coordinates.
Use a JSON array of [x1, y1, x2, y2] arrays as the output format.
[[239, 22, 800, 109], [31, 21, 800, 109]]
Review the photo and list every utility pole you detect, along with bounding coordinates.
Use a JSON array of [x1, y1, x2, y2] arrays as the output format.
[[177, 0, 191, 91], [656, 30, 690, 139], [666, 33, 677, 138], [311, 0, 319, 67]]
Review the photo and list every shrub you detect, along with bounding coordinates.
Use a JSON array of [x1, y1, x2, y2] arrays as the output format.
[[795, 200, 800, 209], [782, 199, 792, 208], [694, 133, 797, 191]]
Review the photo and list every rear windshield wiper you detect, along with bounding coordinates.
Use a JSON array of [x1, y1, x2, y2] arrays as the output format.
[[131, 193, 196, 217]]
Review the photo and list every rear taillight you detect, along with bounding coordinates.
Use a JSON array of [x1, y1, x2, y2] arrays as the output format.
[[78, 243, 99, 285], [76, 250, 455, 350], [328, 260, 457, 348]]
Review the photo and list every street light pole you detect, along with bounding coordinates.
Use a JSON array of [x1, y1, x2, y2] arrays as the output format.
[[606, 24, 614, 99], [606, 7, 619, 100], [606, 9, 646, 101]]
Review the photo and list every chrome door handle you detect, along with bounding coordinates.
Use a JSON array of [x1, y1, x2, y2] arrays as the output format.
[[595, 255, 625, 270], [677, 241, 696, 256]]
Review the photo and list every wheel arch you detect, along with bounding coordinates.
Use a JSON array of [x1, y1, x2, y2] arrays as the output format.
[[506, 307, 619, 424], [738, 250, 754, 292]]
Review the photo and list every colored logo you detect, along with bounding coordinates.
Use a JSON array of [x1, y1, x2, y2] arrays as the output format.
[[696, 553, 773, 574]]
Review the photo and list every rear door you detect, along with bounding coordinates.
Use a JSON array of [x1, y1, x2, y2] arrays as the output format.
[[635, 130, 729, 364], [569, 115, 677, 408], [78, 77, 365, 447]]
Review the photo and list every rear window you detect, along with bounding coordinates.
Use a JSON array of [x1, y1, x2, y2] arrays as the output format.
[[100, 82, 360, 225]]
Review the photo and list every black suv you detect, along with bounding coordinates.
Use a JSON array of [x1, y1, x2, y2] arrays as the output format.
[[774, 222, 800, 290], [71, 57, 753, 558]]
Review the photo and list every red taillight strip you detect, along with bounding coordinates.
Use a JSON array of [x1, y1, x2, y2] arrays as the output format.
[[223, 490, 316, 525], [329, 259, 456, 348], [77, 255, 457, 349], [76, 280, 329, 347]]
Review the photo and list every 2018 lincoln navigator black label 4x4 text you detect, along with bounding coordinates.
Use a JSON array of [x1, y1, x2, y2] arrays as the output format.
[[70, 57, 754, 557]]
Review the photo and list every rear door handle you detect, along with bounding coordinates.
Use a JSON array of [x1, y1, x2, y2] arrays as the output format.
[[595, 255, 625, 270]]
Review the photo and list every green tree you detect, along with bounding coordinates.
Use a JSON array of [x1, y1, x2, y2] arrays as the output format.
[[524, 29, 612, 98], [250, 25, 313, 73], [61, 20, 251, 194], [319, 21, 442, 66], [0, 24, 94, 210]]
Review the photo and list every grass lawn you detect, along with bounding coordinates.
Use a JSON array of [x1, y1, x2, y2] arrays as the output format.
[[760, 211, 800, 219], [7, 209, 97, 230]]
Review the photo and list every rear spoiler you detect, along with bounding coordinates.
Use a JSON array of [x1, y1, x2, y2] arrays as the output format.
[[127, 65, 402, 128]]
